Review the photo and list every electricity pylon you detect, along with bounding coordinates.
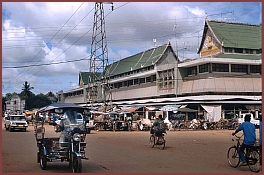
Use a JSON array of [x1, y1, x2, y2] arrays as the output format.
[[88, 2, 113, 111]]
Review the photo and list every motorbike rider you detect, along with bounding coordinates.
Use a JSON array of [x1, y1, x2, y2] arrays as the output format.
[[232, 114, 256, 166]]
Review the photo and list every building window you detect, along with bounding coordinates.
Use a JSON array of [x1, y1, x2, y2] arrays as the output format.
[[245, 49, 253, 54], [199, 63, 209, 73], [212, 63, 229, 72], [139, 78, 145, 84], [256, 49, 262, 54], [234, 48, 243, 53], [118, 82, 123, 88], [128, 80, 133, 86], [146, 76, 151, 83], [188, 66, 197, 75], [134, 78, 139, 85], [250, 65, 261, 74], [152, 74, 156, 82], [158, 69, 175, 90], [124, 81, 128, 87], [224, 47, 233, 53], [231, 64, 247, 73]]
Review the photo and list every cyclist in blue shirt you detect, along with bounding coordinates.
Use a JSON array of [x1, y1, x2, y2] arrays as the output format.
[[259, 113, 262, 146], [232, 114, 256, 166]]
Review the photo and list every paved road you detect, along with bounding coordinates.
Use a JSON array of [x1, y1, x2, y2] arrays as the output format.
[[2, 120, 261, 173]]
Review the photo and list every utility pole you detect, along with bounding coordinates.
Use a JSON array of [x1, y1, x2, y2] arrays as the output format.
[[88, 2, 113, 111]]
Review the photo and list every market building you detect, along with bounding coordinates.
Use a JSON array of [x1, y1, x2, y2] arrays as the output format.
[[57, 19, 262, 121]]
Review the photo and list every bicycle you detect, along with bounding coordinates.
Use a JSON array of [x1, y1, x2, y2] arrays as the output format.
[[227, 133, 261, 173], [149, 128, 166, 150]]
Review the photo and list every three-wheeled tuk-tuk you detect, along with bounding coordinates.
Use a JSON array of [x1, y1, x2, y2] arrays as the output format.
[[34, 103, 90, 173]]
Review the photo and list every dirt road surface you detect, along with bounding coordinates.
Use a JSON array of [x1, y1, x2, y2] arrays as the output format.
[[2, 120, 261, 173]]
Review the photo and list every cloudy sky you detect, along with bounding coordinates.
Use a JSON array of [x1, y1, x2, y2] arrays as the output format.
[[2, 2, 262, 96]]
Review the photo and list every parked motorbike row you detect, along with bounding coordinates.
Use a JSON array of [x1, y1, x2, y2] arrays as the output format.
[[168, 118, 239, 131], [91, 111, 154, 132], [90, 113, 239, 132]]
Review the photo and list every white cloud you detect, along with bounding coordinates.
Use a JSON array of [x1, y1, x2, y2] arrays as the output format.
[[184, 6, 205, 17]]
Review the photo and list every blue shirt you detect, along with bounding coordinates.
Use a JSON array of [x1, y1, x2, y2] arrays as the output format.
[[237, 121, 256, 145], [259, 121, 262, 145]]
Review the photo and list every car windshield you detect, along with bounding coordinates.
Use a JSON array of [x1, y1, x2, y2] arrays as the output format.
[[10, 116, 26, 121]]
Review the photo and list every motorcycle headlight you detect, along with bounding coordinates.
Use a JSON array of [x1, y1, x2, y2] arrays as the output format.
[[73, 133, 81, 141]]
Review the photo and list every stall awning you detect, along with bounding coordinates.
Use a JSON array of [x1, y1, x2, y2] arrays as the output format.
[[121, 107, 138, 113], [145, 106, 159, 111], [159, 104, 181, 111], [177, 107, 197, 112]]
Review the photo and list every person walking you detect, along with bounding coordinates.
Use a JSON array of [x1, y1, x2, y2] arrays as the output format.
[[232, 114, 256, 166]]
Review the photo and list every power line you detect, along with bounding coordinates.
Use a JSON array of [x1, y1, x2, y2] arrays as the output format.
[[2, 57, 90, 69]]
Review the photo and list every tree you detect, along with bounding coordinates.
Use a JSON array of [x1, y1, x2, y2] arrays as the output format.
[[33, 93, 52, 108], [20, 81, 34, 110], [46, 91, 57, 103]]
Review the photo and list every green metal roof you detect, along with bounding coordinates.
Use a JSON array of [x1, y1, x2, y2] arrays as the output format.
[[79, 72, 102, 85], [106, 43, 171, 77], [207, 20, 262, 49]]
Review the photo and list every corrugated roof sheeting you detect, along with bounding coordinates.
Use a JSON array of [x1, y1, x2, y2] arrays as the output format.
[[208, 20, 261, 49], [107, 44, 167, 77]]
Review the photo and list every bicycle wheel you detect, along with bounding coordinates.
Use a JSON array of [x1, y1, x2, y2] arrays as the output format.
[[149, 135, 155, 148], [247, 149, 261, 173], [227, 146, 240, 168], [158, 137, 165, 150]]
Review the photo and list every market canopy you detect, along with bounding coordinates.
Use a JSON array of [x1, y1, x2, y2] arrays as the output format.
[[159, 104, 181, 111], [37, 103, 89, 114]]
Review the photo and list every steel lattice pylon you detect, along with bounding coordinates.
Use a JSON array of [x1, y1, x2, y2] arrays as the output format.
[[88, 2, 113, 111]]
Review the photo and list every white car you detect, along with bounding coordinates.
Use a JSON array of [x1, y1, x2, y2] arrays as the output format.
[[238, 113, 260, 128], [4, 115, 28, 132]]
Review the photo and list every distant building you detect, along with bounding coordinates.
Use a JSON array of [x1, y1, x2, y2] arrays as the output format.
[[5, 93, 25, 112], [58, 19, 262, 120]]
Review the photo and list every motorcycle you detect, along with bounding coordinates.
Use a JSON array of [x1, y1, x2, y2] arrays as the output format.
[[189, 119, 200, 130], [34, 103, 89, 173]]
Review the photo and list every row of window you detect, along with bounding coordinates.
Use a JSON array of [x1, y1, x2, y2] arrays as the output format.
[[110, 75, 157, 89], [65, 90, 83, 97], [188, 63, 261, 75], [109, 65, 154, 80], [224, 47, 262, 54]]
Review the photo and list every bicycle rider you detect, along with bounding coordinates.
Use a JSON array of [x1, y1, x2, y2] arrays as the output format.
[[232, 114, 256, 166], [152, 114, 166, 138]]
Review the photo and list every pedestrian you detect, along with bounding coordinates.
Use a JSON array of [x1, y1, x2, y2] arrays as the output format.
[[232, 114, 256, 166]]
